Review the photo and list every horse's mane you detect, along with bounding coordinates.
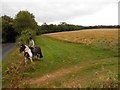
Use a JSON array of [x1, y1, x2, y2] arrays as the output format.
[[25, 45, 29, 48], [24, 45, 30, 51]]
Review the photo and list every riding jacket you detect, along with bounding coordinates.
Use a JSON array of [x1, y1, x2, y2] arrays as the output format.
[[29, 40, 35, 47]]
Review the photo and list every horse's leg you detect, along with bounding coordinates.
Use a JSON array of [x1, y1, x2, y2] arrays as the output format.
[[30, 57, 33, 62], [36, 54, 39, 58], [24, 57, 27, 64]]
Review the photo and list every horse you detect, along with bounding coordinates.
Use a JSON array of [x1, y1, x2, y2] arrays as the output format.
[[19, 44, 43, 64]]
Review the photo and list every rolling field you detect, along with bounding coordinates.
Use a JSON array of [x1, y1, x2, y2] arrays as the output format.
[[2, 29, 118, 88], [44, 29, 118, 53]]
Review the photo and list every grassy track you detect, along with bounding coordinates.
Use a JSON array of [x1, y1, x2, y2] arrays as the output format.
[[3, 35, 118, 88], [26, 35, 117, 88]]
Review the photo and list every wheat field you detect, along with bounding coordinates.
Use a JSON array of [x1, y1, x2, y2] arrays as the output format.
[[44, 28, 118, 52]]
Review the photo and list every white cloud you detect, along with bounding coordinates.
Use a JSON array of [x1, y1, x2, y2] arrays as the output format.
[[65, 3, 118, 26], [1, 0, 119, 25]]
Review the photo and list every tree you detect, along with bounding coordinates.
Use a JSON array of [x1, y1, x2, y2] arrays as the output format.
[[2, 15, 18, 43], [14, 11, 38, 34], [59, 22, 67, 25]]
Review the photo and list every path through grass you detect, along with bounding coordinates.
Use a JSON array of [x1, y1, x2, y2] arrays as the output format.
[[24, 35, 118, 88], [3, 35, 118, 88]]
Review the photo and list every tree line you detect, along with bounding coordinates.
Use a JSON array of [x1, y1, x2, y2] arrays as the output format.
[[1, 10, 119, 43], [37, 22, 83, 34], [37, 23, 119, 34]]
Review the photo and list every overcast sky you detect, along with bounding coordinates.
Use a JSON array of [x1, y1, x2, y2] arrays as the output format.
[[1, 0, 119, 26]]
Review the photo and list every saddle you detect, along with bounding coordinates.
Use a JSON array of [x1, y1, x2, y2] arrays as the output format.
[[29, 47, 35, 54]]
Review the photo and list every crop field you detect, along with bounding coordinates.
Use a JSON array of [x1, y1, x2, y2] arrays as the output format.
[[2, 29, 118, 88], [44, 29, 118, 53]]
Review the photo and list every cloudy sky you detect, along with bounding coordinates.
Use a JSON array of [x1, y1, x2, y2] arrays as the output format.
[[1, 0, 119, 26]]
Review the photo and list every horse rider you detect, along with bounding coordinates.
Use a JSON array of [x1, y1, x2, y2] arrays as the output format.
[[29, 37, 35, 55]]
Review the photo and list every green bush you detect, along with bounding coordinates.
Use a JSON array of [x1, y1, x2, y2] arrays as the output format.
[[16, 29, 36, 46]]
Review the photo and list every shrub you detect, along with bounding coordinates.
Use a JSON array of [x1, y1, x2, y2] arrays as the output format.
[[16, 28, 36, 46]]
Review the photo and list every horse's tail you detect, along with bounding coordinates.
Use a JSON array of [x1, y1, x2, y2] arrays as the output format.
[[39, 47, 43, 58], [40, 50, 43, 58], [35, 46, 43, 58]]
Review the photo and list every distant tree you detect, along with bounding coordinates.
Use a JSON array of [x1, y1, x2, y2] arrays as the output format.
[[14, 11, 38, 34], [40, 22, 49, 31], [2, 15, 18, 43], [59, 22, 67, 25], [42, 22, 47, 25]]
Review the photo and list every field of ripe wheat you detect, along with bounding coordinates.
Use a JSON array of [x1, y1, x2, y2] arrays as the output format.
[[44, 29, 118, 52]]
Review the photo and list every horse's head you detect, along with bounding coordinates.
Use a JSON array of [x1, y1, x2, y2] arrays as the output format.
[[20, 44, 26, 53]]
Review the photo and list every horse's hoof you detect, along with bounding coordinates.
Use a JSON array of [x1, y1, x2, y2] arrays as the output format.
[[32, 62, 35, 64]]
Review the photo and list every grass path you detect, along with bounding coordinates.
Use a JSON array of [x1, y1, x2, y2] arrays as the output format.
[[27, 57, 117, 85], [3, 35, 118, 88], [28, 64, 83, 84], [22, 35, 117, 88]]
